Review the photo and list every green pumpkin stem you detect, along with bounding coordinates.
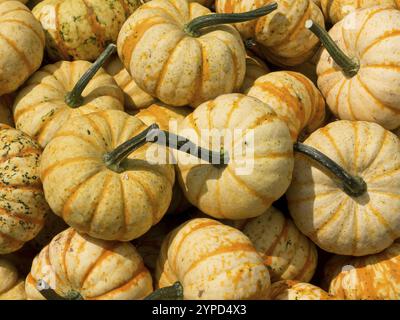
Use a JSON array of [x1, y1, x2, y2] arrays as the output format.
[[294, 142, 367, 197], [144, 282, 184, 300], [305, 20, 359, 78], [37, 279, 84, 300], [184, 3, 278, 37], [103, 124, 229, 172], [64, 43, 116, 108]]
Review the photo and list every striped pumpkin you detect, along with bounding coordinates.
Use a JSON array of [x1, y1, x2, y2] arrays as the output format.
[[241, 52, 270, 93], [0, 258, 26, 300], [321, 0, 400, 23], [0, 1, 44, 95], [0, 125, 50, 254], [215, 0, 325, 66], [26, 228, 153, 300], [117, 0, 246, 107], [0, 95, 14, 127], [247, 71, 326, 141], [40, 110, 175, 241], [105, 55, 156, 111], [177, 93, 294, 220], [323, 241, 400, 299], [13, 60, 124, 148], [155, 218, 270, 300], [316, 7, 400, 130], [226, 207, 318, 283], [270, 280, 333, 300], [32, 0, 141, 61], [287, 120, 400, 256]]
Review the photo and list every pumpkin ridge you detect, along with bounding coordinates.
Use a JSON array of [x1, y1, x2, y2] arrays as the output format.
[[285, 0, 313, 43], [354, 7, 388, 49], [51, 132, 104, 152], [61, 229, 77, 288], [250, 151, 293, 160], [293, 239, 315, 281], [323, 77, 344, 103], [194, 166, 214, 204], [81, 0, 106, 50], [26, 81, 65, 94], [351, 121, 359, 173], [264, 217, 289, 258], [190, 41, 203, 104], [351, 202, 359, 255], [334, 79, 347, 118], [278, 222, 303, 280], [0, 7, 30, 17], [0, 229, 24, 247], [365, 202, 398, 240], [0, 206, 44, 226], [285, 190, 336, 204], [54, 2, 71, 61], [0, 147, 41, 164], [13, 99, 65, 122], [0, 19, 45, 47], [0, 32, 32, 73], [368, 167, 400, 183], [360, 30, 400, 60], [224, 95, 243, 129], [214, 178, 224, 218], [318, 68, 337, 77], [36, 108, 68, 145], [314, 197, 349, 236], [346, 81, 357, 121], [319, 127, 347, 166], [362, 130, 388, 175], [0, 184, 42, 192], [117, 178, 128, 238]]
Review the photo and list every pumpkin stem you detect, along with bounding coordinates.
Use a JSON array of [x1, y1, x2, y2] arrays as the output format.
[[305, 20, 359, 78], [103, 124, 229, 172], [64, 43, 116, 108], [36, 279, 84, 300], [184, 3, 278, 37], [144, 282, 184, 300], [294, 142, 367, 197]]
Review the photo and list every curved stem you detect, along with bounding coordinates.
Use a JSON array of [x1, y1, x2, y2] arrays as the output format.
[[144, 282, 184, 300], [36, 279, 83, 300], [294, 142, 367, 197], [305, 20, 359, 78], [64, 43, 116, 108], [184, 3, 278, 37], [103, 124, 229, 172]]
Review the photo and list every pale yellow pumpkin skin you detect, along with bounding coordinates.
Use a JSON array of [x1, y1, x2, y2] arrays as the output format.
[[270, 280, 333, 300], [287, 120, 400, 256], [226, 207, 318, 283], [0, 258, 26, 300], [117, 0, 246, 107], [32, 0, 141, 61], [105, 55, 156, 111], [247, 71, 326, 141], [323, 242, 400, 299], [13, 61, 124, 148], [0, 96, 14, 127], [0, 125, 50, 254], [317, 7, 400, 130], [40, 110, 175, 241], [177, 93, 294, 220], [156, 218, 270, 300], [216, 0, 324, 66], [321, 0, 400, 23], [141, 0, 215, 6], [0, 1, 45, 96], [241, 52, 270, 93], [26, 228, 153, 300]]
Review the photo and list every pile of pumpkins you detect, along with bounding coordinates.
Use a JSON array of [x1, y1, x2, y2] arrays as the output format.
[[1, 0, 400, 300]]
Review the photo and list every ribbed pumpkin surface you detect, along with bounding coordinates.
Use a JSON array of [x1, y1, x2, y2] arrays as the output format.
[[156, 218, 270, 300], [241, 52, 270, 93], [287, 120, 400, 256], [270, 280, 333, 300], [26, 228, 153, 300], [0, 258, 26, 300], [0, 1, 44, 95]]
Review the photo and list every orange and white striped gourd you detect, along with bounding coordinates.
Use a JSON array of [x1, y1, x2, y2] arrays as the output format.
[[0, 258, 26, 300], [321, 0, 400, 23], [312, 7, 400, 130], [0, 125, 50, 254], [241, 52, 270, 93], [32, 0, 141, 61], [40, 110, 175, 241], [13, 45, 124, 148], [26, 228, 153, 300], [216, 0, 325, 66], [247, 71, 326, 141], [287, 120, 400, 256], [226, 207, 318, 283], [177, 93, 294, 220], [155, 218, 270, 300], [323, 241, 400, 299], [0, 1, 44, 95], [270, 280, 333, 300]]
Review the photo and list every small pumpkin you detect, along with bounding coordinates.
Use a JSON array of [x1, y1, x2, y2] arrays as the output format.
[[25, 228, 153, 300], [32, 0, 141, 61], [307, 7, 400, 130], [0, 95, 14, 127], [241, 52, 270, 93], [270, 280, 333, 300], [13, 44, 124, 148], [0, 1, 45, 96], [117, 0, 277, 107], [287, 120, 400, 256], [0, 125, 49, 254], [40, 110, 175, 241], [247, 71, 326, 141], [105, 55, 156, 111], [154, 218, 270, 300], [322, 241, 400, 299], [176, 93, 294, 220], [0, 258, 26, 300], [216, 0, 325, 66], [226, 206, 318, 283], [321, 0, 400, 24]]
